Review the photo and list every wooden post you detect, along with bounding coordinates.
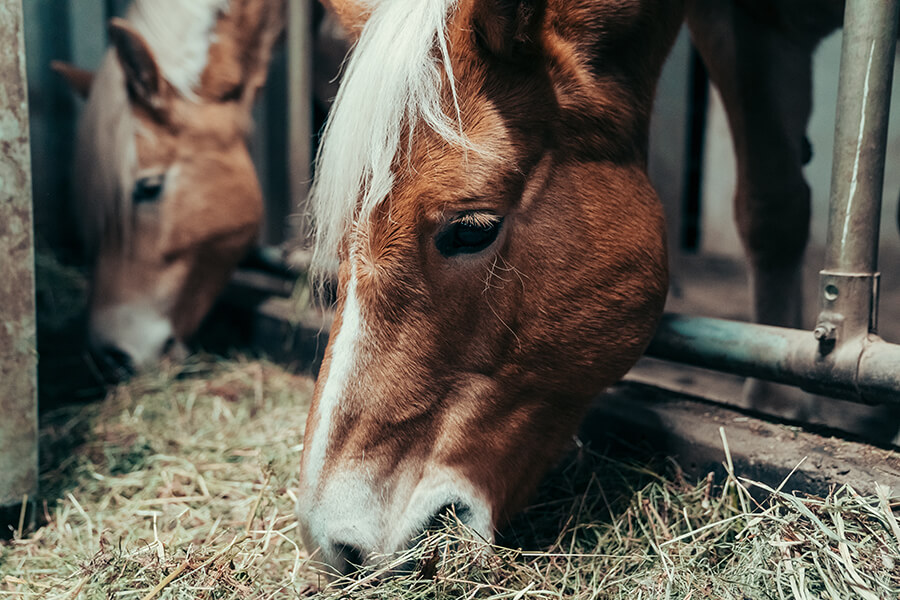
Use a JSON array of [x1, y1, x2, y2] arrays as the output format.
[[0, 0, 39, 527]]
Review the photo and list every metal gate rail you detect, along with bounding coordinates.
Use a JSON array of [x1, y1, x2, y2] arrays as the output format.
[[647, 0, 900, 404]]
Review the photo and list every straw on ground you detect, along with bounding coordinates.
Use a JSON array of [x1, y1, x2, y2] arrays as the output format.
[[0, 358, 898, 599]]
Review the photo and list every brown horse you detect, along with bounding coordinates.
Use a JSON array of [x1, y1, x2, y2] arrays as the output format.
[[295, 0, 877, 576], [297, 0, 679, 575], [53, 0, 284, 377]]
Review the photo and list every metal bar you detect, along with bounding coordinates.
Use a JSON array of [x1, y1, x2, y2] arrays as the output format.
[[288, 0, 314, 244], [824, 0, 898, 275], [648, 0, 900, 405], [0, 0, 39, 516], [647, 315, 900, 404], [68, 0, 106, 69], [815, 0, 899, 342]]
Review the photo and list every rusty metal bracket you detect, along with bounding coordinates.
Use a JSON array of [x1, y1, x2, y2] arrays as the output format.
[[813, 271, 880, 350]]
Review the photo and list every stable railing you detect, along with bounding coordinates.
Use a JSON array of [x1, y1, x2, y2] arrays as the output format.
[[648, 0, 900, 404]]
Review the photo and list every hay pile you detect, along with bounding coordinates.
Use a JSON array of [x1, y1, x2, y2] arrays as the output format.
[[4, 358, 315, 598], [316, 447, 900, 600], [1, 359, 899, 599]]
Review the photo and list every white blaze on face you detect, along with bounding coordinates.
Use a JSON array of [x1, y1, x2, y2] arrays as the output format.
[[298, 253, 373, 559], [302, 258, 365, 495], [296, 249, 498, 569]]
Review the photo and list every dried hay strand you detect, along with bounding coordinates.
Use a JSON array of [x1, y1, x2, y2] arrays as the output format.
[[1, 358, 899, 599]]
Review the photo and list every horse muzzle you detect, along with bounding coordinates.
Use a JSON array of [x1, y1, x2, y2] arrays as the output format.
[[88, 303, 184, 379], [295, 465, 494, 577]]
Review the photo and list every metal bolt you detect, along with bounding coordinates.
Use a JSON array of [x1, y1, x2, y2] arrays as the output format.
[[813, 322, 836, 342]]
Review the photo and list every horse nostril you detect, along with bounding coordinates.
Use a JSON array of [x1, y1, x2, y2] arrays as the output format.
[[161, 336, 177, 355], [97, 345, 135, 378], [427, 501, 472, 531], [333, 542, 367, 576]]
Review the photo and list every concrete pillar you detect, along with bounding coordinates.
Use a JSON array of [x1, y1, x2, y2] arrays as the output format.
[[0, 0, 39, 530]]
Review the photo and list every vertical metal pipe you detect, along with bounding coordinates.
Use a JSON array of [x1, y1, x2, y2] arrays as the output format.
[[69, 1, 107, 69], [289, 0, 314, 244], [0, 0, 38, 525], [816, 0, 899, 345], [825, 0, 898, 273]]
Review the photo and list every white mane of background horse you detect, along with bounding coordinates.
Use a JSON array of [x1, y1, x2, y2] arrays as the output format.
[[129, 0, 231, 97]]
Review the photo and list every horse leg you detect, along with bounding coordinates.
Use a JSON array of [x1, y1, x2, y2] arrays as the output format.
[[685, 0, 828, 419]]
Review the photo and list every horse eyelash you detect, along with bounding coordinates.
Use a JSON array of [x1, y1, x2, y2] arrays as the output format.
[[453, 211, 502, 228]]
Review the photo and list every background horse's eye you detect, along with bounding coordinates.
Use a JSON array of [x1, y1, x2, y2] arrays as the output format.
[[132, 174, 165, 204], [435, 213, 503, 257]]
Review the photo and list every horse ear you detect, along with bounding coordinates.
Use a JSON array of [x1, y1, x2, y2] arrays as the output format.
[[232, 0, 287, 111], [50, 61, 94, 99], [108, 18, 171, 117], [472, 0, 544, 60], [320, 0, 372, 40]]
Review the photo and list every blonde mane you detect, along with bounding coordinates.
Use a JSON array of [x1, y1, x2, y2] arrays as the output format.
[[308, 0, 470, 282], [73, 0, 230, 253], [128, 0, 231, 98], [74, 51, 136, 253]]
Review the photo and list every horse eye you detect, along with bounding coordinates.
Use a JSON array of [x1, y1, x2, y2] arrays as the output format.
[[132, 174, 165, 204], [435, 213, 503, 257]]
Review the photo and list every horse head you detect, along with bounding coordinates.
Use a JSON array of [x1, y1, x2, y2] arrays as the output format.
[[56, 0, 283, 377], [297, 0, 682, 575]]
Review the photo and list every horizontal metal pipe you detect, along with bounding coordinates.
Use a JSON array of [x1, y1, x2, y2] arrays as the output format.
[[646, 313, 900, 404], [858, 339, 900, 403]]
